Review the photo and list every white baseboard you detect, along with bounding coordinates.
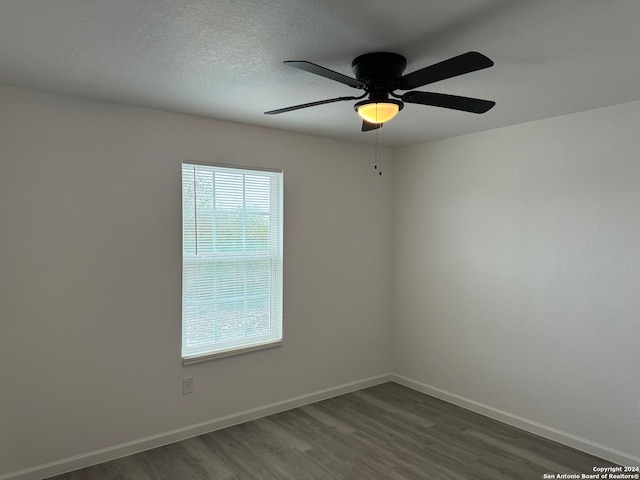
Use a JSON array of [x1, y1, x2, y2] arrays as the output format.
[[1, 373, 392, 480], [391, 373, 640, 468], [5, 372, 638, 480]]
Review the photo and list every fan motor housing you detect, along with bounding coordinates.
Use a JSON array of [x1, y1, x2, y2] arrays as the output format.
[[351, 52, 407, 83]]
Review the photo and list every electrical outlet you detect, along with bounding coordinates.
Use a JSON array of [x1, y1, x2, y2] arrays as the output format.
[[182, 377, 194, 395]]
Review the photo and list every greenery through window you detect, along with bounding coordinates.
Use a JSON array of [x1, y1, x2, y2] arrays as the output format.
[[182, 161, 283, 363]]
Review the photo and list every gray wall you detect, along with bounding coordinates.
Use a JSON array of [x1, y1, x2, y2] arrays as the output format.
[[3, 83, 640, 478], [392, 100, 640, 462], [0, 86, 393, 477]]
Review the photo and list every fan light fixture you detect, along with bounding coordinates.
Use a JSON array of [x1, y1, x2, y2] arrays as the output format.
[[355, 99, 404, 124]]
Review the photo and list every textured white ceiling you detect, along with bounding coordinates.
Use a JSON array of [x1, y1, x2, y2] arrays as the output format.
[[2, 0, 640, 147]]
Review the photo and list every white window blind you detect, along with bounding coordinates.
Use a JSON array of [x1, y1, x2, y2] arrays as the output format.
[[182, 161, 283, 363]]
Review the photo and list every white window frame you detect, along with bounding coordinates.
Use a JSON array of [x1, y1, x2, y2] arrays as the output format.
[[181, 161, 283, 364]]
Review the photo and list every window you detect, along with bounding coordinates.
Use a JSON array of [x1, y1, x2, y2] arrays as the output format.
[[181, 161, 283, 363]]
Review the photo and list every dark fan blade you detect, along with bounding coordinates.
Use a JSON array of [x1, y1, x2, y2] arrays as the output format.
[[285, 61, 365, 89], [265, 96, 359, 115], [396, 52, 494, 90], [362, 120, 382, 132], [402, 91, 495, 114]]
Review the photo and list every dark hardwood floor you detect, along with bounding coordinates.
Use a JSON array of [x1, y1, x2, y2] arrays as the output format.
[[48, 382, 617, 479]]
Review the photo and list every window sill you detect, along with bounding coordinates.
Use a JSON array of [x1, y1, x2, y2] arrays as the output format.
[[182, 340, 283, 366]]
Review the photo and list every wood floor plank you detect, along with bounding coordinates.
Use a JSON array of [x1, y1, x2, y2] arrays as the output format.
[[133, 442, 211, 480], [44, 382, 619, 479], [299, 403, 357, 435], [179, 435, 237, 479], [112, 455, 156, 480], [47, 459, 125, 480], [252, 415, 314, 452], [352, 389, 439, 430], [198, 428, 279, 480]]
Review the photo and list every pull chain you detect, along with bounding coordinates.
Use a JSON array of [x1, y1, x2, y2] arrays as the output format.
[[374, 124, 383, 175]]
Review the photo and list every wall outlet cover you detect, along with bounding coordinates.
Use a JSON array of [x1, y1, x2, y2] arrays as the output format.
[[182, 377, 194, 395]]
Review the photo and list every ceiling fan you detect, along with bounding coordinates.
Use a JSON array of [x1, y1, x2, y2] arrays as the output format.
[[265, 51, 495, 131]]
